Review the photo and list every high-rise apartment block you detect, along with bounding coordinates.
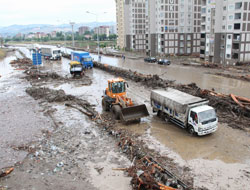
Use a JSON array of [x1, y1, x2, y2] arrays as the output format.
[[115, 0, 250, 63], [116, 0, 126, 49], [146, 0, 201, 56], [124, 0, 147, 52], [200, 0, 250, 63]]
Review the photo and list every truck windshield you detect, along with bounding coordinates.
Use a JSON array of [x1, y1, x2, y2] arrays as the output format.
[[53, 50, 61, 54], [198, 109, 216, 124], [84, 57, 92, 62], [112, 82, 125, 94]]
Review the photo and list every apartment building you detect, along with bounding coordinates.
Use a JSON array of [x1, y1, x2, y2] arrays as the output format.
[[115, 0, 126, 49], [124, 0, 147, 52], [94, 26, 110, 37], [200, 0, 250, 63], [145, 0, 201, 56], [78, 26, 90, 35]]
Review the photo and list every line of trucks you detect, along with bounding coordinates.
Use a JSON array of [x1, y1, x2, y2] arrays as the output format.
[[102, 78, 218, 136], [29, 45, 94, 77]]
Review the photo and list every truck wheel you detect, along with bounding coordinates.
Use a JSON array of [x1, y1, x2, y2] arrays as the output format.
[[112, 105, 121, 120], [157, 110, 162, 117], [102, 98, 109, 111], [188, 126, 195, 135]]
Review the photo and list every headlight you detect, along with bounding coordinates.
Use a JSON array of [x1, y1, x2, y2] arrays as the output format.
[[198, 128, 202, 132]]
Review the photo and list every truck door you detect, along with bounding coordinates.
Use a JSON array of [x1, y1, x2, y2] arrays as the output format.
[[189, 111, 198, 126]]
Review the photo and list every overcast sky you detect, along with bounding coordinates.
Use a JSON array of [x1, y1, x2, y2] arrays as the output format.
[[0, 0, 116, 26]]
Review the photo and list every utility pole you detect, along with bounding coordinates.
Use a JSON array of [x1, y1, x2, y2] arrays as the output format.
[[70, 22, 75, 47]]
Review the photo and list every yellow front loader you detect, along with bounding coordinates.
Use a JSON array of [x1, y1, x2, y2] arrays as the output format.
[[102, 78, 149, 122]]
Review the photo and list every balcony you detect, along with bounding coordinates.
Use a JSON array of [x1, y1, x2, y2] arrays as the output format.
[[233, 34, 241, 42]]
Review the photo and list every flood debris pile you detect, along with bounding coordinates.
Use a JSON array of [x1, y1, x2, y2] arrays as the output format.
[[94, 114, 194, 190], [93, 62, 175, 88], [94, 62, 250, 131], [26, 87, 74, 103], [24, 69, 64, 81], [211, 72, 250, 82], [10, 58, 32, 66]]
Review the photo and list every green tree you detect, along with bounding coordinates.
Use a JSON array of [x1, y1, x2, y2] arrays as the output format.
[[109, 34, 117, 40]]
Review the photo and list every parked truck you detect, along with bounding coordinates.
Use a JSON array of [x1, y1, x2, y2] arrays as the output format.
[[71, 51, 93, 69], [41, 47, 61, 60], [151, 88, 218, 136]]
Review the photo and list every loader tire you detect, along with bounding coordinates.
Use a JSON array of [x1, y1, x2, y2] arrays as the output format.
[[112, 105, 122, 120], [102, 98, 109, 111]]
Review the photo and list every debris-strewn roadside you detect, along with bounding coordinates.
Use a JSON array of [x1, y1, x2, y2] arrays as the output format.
[[93, 62, 250, 132], [208, 72, 250, 82], [25, 85, 195, 190], [3, 58, 198, 190]]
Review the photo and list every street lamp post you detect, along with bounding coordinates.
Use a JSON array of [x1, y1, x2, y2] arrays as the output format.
[[70, 22, 75, 47], [86, 11, 107, 62]]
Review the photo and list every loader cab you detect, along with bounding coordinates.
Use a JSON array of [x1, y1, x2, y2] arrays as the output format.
[[106, 78, 128, 98]]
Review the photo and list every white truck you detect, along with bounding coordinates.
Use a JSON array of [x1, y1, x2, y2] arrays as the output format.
[[41, 47, 61, 60], [151, 88, 218, 136]]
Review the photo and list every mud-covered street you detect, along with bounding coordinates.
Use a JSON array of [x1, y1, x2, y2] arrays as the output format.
[[0, 47, 250, 190]]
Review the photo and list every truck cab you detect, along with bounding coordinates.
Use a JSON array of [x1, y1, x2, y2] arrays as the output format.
[[80, 55, 93, 69], [52, 49, 61, 60], [188, 105, 218, 136], [71, 51, 93, 69]]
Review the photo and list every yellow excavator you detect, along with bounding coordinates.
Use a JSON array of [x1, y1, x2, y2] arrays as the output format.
[[102, 78, 149, 122]]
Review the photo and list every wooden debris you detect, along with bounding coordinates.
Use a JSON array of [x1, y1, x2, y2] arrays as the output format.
[[0, 168, 14, 178]]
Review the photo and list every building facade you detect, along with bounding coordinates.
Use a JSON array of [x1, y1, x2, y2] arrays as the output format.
[[200, 0, 250, 63], [146, 0, 201, 56], [124, 0, 147, 52], [116, 0, 250, 63], [115, 0, 126, 49], [78, 26, 90, 35], [94, 26, 110, 37]]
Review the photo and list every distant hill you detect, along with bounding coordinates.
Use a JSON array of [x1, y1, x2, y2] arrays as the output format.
[[0, 22, 116, 37]]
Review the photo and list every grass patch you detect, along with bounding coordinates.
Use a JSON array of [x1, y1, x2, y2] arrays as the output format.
[[0, 48, 6, 60]]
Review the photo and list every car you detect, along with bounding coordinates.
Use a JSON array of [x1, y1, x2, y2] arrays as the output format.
[[144, 57, 157, 63], [157, 59, 171, 65]]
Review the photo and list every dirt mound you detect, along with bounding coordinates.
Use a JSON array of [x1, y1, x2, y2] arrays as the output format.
[[24, 69, 64, 81], [10, 58, 32, 65], [26, 87, 74, 103]]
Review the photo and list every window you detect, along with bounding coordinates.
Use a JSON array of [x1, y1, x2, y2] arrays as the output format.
[[228, 4, 234, 10], [229, 15, 234, 20], [228, 35, 232, 39], [226, 54, 231, 59], [235, 2, 242, 10], [228, 25, 233, 30], [234, 23, 241, 30], [234, 13, 241, 20]]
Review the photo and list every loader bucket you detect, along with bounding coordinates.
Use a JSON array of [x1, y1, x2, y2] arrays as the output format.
[[121, 104, 149, 122]]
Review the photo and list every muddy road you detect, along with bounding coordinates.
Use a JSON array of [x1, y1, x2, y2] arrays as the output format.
[[89, 53, 250, 99], [45, 57, 250, 189], [1, 48, 250, 190]]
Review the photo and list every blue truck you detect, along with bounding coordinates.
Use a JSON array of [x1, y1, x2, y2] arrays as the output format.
[[71, 51, 93, 69]]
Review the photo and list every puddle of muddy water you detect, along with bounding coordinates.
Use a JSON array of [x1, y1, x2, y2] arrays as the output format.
[[0, 55, 16, 78], [87, 158, 131, 190]]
